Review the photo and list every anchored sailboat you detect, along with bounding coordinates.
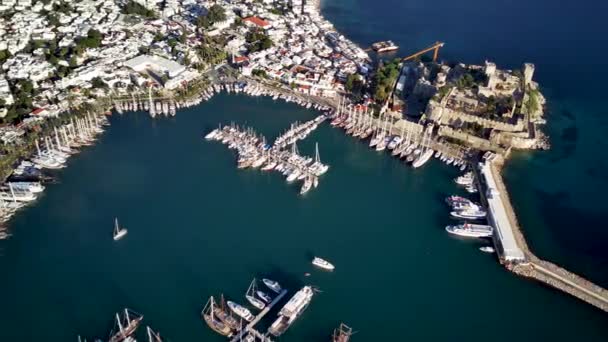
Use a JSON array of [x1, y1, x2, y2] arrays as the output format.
[[113, 218, 128, 241], [202, 296, 234, 337], [332, 323, 354, 342], [146, 327, 163, 342], [245, 278, 266, 310], [108, 308, 143, 342]]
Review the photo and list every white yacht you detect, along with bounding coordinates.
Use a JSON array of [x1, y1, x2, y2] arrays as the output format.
[[450, 209, 487, 220], [262, 278, 282, 293], [300, 177, 312, 195], [6, 182, 44, 193], [204, 129, 218, 140], [312, 257, 334, 271], [445, 224, 493, 238], [227, 301, 254, 322], [412, 149, 434, 168]]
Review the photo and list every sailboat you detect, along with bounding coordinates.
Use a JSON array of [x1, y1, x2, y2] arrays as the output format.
[[108, 309, 143, 342], [313, 142, 329, 175], [332, 323, 354, 342], [146, 327, 163, 342], [245, 278, 266, 310], [113, 218, 128, 241], [202, 296, 233, 337]]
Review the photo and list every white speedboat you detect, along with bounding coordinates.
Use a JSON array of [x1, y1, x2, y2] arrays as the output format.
[[262, 278, 282, 293], [480, 246, 495, 253], [312, 257, 334, 271]]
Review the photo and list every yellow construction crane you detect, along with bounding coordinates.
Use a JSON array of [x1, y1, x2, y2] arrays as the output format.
[[401, 41, 445, 62]]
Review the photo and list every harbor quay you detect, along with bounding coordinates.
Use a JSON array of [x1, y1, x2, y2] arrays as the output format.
[[474, 155, 608, 312]]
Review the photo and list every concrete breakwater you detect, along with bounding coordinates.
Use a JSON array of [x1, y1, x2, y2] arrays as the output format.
[[478, 157, 608, 312]]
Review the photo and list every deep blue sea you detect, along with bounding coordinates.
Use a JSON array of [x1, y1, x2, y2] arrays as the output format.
[[0, 0, 606, 341]]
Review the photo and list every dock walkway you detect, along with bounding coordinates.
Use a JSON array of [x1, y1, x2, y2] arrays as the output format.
[[230, 289, 288, 342], [475, 155, 608, 312]]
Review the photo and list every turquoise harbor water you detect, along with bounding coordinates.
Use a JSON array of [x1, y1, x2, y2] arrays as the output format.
[[1, 0, 608, 341]]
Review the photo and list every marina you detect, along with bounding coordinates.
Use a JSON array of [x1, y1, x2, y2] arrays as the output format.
[[0, 96, 605, 341], [205, 122, 330, 195]]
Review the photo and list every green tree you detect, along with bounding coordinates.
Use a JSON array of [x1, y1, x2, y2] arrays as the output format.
[[69, 55, 78, 67], [0, 50, 9, 63], [168, 38, 178, 49], [345, 74, 357, 91], [197, 4, 226, 28], [91, 77, 107, 89], [122, 0, 156, 18], [47, 13, 60, 27], [18, 80, 34, 93]]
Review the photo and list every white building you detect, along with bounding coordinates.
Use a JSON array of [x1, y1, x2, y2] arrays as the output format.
[[123, 54, 186, 78]]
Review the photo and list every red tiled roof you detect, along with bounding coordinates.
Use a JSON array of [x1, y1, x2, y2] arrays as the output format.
[[243, 17, 271, 28], [31, 108, 46, 115], [234, 56, 249, 63]]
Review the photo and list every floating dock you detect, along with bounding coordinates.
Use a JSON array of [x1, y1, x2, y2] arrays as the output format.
[[229, 289, 288, 342]]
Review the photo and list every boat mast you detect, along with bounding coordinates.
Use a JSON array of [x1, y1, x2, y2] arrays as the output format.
[[315, 142, 320, 164], [116, 313, 124, 335]]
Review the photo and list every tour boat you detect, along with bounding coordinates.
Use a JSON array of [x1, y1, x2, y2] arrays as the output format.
[[268, 286, 314, 336], [227, 301, 254, 322], [263, 278, 282, 293], [113, 218, 128, 241], [312, 257, 335, 270]]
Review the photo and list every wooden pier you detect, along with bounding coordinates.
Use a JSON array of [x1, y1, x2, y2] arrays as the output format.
[[229, 289, 288, 342]]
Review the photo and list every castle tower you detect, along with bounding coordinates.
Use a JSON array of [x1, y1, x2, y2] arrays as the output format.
[[523, 63, 535, 85], [484, 60, 497, 89]]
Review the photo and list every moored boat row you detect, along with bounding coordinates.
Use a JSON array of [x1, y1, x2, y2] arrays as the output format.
[[0, 113, 109, 229], [330, 98, 468, 171], [205, 123, 329, 195]]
